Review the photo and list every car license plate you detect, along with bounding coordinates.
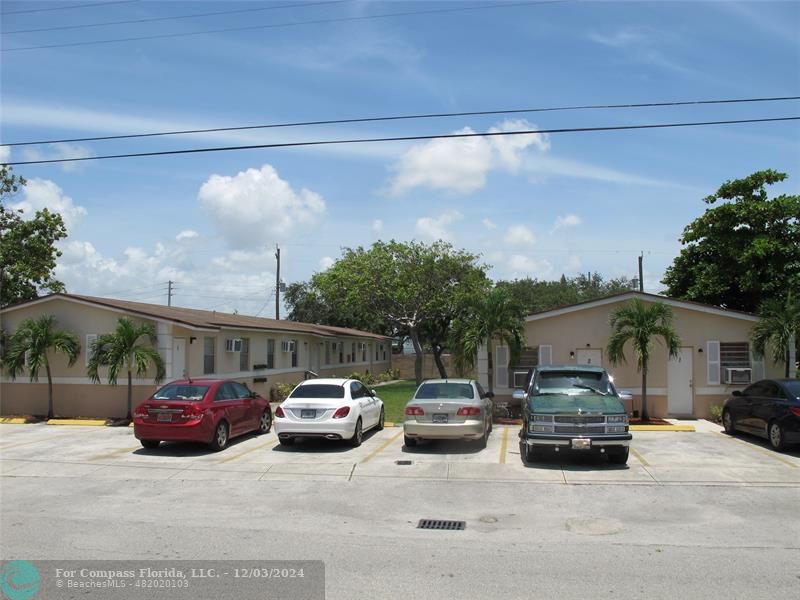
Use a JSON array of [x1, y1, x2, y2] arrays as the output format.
[[301, 409, 316, 419], [571, 438, 591, 450], [433, 414, 448, 424], [157, 413, 172, 422]]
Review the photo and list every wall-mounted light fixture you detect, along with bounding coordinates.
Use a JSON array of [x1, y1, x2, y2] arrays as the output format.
[[569, 351, 575, 360], [586, 343, 591, 347], [698, 348, 703, 353], [190, 336, 197, 344]]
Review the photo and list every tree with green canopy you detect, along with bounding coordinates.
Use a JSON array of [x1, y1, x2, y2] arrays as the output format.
[[607, 299, 681, 422], [3, 315, 80, 419], [751, 292, 799, 378]]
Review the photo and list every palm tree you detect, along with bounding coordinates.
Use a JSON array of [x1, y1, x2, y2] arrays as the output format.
[[607, 299, 681, 422], [450, 287, 524, 394], [87, 317, 166, 420], [3, 315, 80, 419], [751, 292, 800, 378]]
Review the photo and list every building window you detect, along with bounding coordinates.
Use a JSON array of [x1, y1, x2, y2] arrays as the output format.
[[86, 334, 98, 367], [383, 344, 387, 361], [266, 339, 275, 369], [720, 341, 750, 381], [362, 343, 367, 363], [325, 341, 331, 365], [291, 339, 298, 368], [203, 337, 216, 375], [351, 342, 356, 363], [239, 337, 250, 372], [339, 343, 343, 364]]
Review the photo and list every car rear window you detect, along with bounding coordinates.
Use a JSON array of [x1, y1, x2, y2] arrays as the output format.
[[289, 384, 345, 399], [153, 385, 209, 401], [415, 383, 475, 400]]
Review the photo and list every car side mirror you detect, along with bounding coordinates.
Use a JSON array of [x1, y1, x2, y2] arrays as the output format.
[[731, 390, 742, 397], [370, 389, 377, 397], [512, 389, 527, 401]]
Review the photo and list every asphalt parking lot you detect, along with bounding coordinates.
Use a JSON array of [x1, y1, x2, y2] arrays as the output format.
[[1, 421, 798, 485]]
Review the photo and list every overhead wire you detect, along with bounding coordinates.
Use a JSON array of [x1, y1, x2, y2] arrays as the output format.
[[3, 95, 797, 148], [1, 0, 137, 16], [4, 116, 798, 167]]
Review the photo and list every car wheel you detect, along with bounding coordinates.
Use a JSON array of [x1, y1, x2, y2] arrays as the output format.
[[376, 408, 385, 431], [258, 410, 272, 434], [768, 421, 787, 452], [722, 409, 736, 435], [608, 447, 629, 465], [209, 421, 229, 451], [404, 435, 417, 447], [140, 439, 160, 450], [278, 437, 295, 446], [488, 418, 493, 434], [477, 425, 488, 449], [349, 418, 363, 447]]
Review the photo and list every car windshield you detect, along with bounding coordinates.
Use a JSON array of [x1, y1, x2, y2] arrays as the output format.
[[289, 384, 345, 399], [535, 371, 611, 395], [153, 385, 209, 401], [784, 380, 800, 399], [415, 382, 475, 400]]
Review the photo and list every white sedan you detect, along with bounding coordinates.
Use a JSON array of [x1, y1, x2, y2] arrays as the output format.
[[274, 378, 385, 447]]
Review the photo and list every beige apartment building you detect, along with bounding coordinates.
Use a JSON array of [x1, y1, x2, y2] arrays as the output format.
[[0, 294, 391, 418], [479, 291, 784, 419]]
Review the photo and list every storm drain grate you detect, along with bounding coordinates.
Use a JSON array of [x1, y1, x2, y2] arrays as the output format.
[[395, 460, 413, 466], [417, 519, 466, 531]]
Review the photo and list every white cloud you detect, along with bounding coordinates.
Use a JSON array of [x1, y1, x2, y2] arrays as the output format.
[[372, 219, 384, 234], [525, 155, 669, 186], [553, 214, 583, 231], [10, 178, 87, 229], [176, 230, 199, 241], [507, 224, 536, 246], [589, 29, 646, 48], [199, 164, 325, 249], [508, 254, 554, 279], [482, 218, 497, 230], [22, 143, 93, 172], [562, 255, 582, 273], [414, 210, 463, 242], [390, 119, 548, 195], [0, 146, 9, 163], [319, 256, 335, 270]]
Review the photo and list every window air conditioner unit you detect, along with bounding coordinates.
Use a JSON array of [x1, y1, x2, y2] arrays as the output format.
[[281, 340, 296, 353], [225, 338, 243, 352], [724, 367, 751, 384]]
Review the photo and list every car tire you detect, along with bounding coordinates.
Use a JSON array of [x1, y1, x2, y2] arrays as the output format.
[[768, 421, 787, 452], [376, 408, 385, 431], [257, 410, 272, 434], [404, 435, 417, 447], [278, 437, 295, 446], [140, 439, 160, 450], [209, 421, 229, 451], [722, 409, 736, 435], [488, 417, 493, 434], [477, 426, 488, 449], [608, 447, 629, 465], [349, 418, 363, 447]]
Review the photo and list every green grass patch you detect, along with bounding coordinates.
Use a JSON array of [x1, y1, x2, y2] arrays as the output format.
[[375, 379, 417, 423]]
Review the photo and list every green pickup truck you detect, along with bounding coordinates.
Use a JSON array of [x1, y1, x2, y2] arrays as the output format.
[[513, 364, 632, 464]]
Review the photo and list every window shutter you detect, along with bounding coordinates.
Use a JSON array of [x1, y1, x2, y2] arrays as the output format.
[[707, 340, 720, 385], [495, 345, 508, 389], [750, 348, 765, 382], [86, 334, 98, 366], [538, 345, 552, 366]]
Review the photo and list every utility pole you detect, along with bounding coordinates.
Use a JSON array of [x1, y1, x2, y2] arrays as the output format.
[[275, 245, 281, 320], [167, 280, 173, 306], [638, 253, 644, 292]]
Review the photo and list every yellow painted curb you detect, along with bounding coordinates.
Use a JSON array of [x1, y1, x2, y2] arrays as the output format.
[[385, 421, 397, 427], [47, 419, 107, 426], [630, 425, 695, 432], [0, 418, 31, 424]]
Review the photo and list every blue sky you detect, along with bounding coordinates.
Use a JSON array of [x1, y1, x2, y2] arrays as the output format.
[[2, 0, 799, 316]]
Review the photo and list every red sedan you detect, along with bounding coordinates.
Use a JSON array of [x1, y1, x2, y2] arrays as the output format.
[[133, 379, 272, 451]]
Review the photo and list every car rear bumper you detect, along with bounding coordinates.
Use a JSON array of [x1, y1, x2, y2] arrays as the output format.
[[134, 420, 213, 443], [404, 420, 485, 440], [274, 419, 355, 440]]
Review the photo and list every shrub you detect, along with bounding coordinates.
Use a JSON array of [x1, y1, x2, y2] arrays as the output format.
[[709, 404, 723, 423], [270, 382, 297, 403]]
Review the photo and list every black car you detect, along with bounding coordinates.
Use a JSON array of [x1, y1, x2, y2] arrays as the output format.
[[722, 379, 800, 451]]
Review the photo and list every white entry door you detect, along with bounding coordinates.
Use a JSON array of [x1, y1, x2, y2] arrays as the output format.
[[172, 338, 186, 379], [576, 349, 602, 366], [668, 347, 693, 416]]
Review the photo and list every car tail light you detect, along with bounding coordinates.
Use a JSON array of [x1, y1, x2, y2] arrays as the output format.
[[180, 406, 204, 420], [790, 407, 800, 417], [457, 407, 481, 416], [405, 406, 424, 416], [275, 406, 285, 418], [332, 406, 350, 419], [133, 406, 149, 419]]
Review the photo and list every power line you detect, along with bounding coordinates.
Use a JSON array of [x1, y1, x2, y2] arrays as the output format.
[[1, 0, 137, 16], [5, 116, 798, 167], [2, 1, 348, 35], [2, 0, 566, 53], [4, 95, 797, 148]]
